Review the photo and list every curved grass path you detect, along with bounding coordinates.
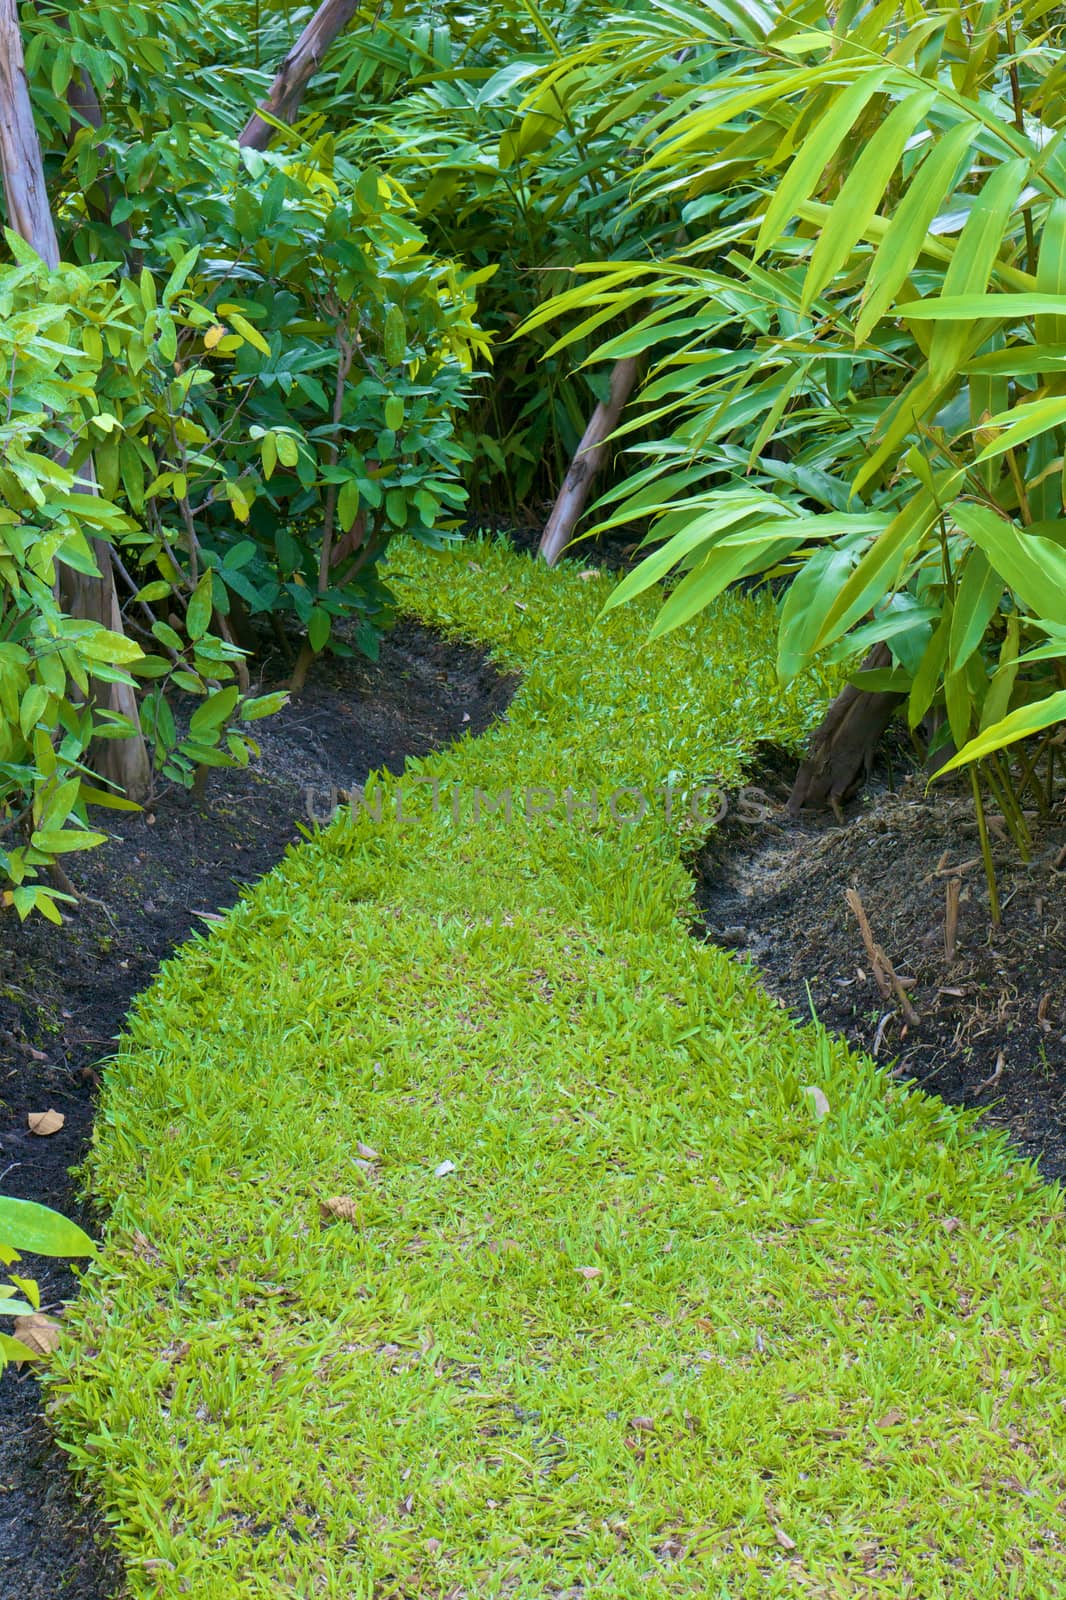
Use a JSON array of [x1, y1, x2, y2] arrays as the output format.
[[56, 540, 1066, 1598]]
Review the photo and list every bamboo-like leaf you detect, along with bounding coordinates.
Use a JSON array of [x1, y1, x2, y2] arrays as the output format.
[[801, 87, 936, 311], [854, 119, 977, 343], [0, 1197, 96, 1257], [926, 157, 1029, 391], [1036, 198, 1066, 375], [646, 531, 805, 638], [600, 495, 780, 613], [755, 68, 893, 258], [897, 292, 1066, 319], [951, 502, 1066, 625], [811, 489, 939, 653], [973, 393, 1066, 463], [934, 688, 1066, 775], [947, 548, 1004, 671], [777, 539, 862, 682]]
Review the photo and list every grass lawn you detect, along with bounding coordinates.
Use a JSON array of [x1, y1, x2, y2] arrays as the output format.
[[54, 539, 1066, 1598]]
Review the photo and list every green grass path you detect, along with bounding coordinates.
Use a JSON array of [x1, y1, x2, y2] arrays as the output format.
[[55, 541, 1066, 1598]]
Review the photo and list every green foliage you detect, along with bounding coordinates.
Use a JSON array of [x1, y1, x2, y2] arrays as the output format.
[[0, 0, 490, 912], [51, 538, 1065, 1595], [0, 239, 268, 916], [324, 0, 679, 512], [0, 1196, 95, 1372], [526, 0, 1066, 808]]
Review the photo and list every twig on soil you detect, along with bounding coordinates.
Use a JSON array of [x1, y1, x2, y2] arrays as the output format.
[[846, 888, 891, 1000], [973, 1051, 1005, 1096], [845, 888, 920, 1027], [933, 856, 980, 878], [944, 877, 961, 964]]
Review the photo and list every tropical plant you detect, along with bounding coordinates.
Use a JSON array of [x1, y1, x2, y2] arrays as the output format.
[[524, 0, 1066, 911]]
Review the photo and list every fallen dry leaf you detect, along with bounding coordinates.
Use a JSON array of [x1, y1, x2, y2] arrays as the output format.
[[874, 1407, 905, 1430], [13, 1313, 61, 1358], [801, 1085, 830, 1121], [941, 1216, 962, 1235], [630, 1415, 655, 1432], [575, 1265, 601, 1280], [27, 1109, 64, 1136], [356, 1141, 379, 1162], [318, 1195, 359, 1225], [774, 1527, 798, 1551]]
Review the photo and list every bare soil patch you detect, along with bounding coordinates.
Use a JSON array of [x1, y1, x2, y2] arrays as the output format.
[[694, 749, 1066, 1182]]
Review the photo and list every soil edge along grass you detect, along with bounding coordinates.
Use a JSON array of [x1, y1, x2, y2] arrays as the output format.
[[53, 539, 1066, 1597]]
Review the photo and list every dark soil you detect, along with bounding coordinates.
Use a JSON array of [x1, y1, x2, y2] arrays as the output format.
[[694, 747, 1066, 1182], [0, 619, 515, 1600], [471, 514, 644, 572]]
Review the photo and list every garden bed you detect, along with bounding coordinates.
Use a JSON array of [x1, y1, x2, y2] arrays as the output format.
[[695, 755, 1066, 1182], [0, 618, 514, 1600]]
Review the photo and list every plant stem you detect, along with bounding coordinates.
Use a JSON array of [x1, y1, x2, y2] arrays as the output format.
[[970, 763, 1001, 925]]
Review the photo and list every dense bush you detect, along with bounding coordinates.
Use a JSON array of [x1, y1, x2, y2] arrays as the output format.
[[0, 0, 489, 915]]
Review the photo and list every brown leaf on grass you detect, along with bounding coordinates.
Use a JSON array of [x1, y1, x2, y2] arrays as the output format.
[[874, 1407, 904, 1430], [801, 1085, 830, 1121], [575, 1265, 601, 1280], [356, 1142, 379, 1162], [318, 1196, 359, 1225], [774, 1527, 798, 1551], [941, 1216, 962, 1235], [27, 1109, 64, 1136], [630, 1415, 655, 1432], [132, 1230, 161, 1263], [13, 1313, 61, 1358]]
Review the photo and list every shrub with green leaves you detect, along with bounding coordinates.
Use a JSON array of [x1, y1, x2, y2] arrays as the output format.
[[1, 2, 491, 914], [0, 240, 279, 918], [329, 0, 681, 514]]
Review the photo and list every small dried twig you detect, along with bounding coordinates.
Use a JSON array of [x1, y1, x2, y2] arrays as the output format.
[[845, 889, 920, 1026], [934, 856, 981, 878], [944, 877, 961, 964], [845, 888, 891, 1000], [973, 1051, 1005, 1096]]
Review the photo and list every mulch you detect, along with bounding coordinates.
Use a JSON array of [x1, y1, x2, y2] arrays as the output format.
[[694, 748, 1066, 1182]]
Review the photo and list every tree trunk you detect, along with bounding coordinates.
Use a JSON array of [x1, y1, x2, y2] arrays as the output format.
[[0, 3, 150, 801], [787, 644, 904, 815], [539, 358, 639, 566], [239, 0, 359, 150], [0, 0, 59, 267]]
